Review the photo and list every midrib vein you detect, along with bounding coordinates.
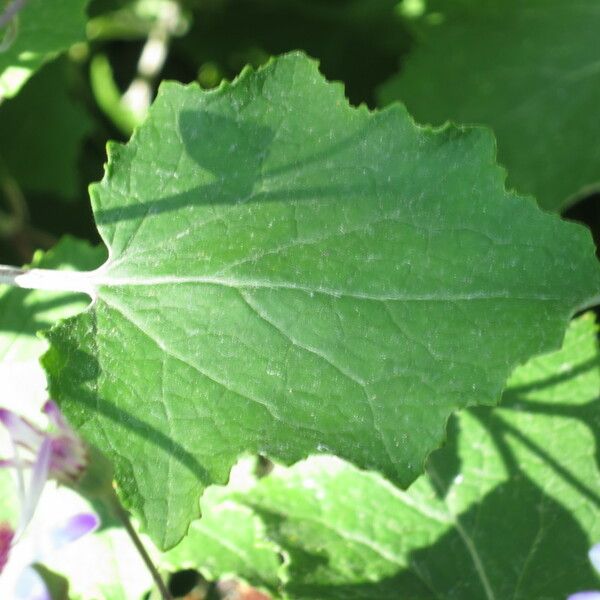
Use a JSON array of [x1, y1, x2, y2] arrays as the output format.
[[428, 465, 496, 600], [4, 266, 566, 303]]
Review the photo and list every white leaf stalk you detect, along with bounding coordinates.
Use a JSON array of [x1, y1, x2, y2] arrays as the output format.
[[0, 266, 96, 297]]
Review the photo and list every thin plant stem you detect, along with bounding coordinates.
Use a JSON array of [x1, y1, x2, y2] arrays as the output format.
[[107, 490, 173, 600], [0, 163, 28, 239], [0, 161, 56, 260], [121, 0, 181, 119]]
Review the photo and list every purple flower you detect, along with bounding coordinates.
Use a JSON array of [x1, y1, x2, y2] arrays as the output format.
[[0, 400, 99, 599], [568, 544, 600, 599], [0, 513, 99, 599], [0, 400, 88, 533]]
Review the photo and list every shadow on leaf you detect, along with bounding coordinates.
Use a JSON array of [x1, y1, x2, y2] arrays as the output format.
[[93, 106, 398, 226], [246, 470, 597, 599]]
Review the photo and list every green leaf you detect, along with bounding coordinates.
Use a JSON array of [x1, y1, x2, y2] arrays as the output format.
[[41, 52, 600, 548], [0, 59, 93, 200], [379, 0, 600, 212], [190, 314, 600, 598], [0, 0, 89, 99], [32, 565, 70, 600]]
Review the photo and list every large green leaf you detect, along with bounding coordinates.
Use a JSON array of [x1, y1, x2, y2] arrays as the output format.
[[177, 314, 600, 599], [41, 52, 600, 548], [379, 0, 600, 212], [0, 0, 88, 99]]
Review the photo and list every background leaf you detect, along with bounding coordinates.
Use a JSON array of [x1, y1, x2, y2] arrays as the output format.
[[379, 0, 600, 212], [166, 314, 600, 599], [0, 0, 89, 99], [0, 59, 93, 201]]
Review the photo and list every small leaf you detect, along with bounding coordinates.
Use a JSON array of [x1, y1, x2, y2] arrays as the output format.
[[42, 52, 600, 548], [379, 0, 600, 212], [0, 0, 89, 99], [32, 565, 70, 600]]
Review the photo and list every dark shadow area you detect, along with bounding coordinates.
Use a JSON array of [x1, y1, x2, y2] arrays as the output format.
[[407, 473, 597, 599], [244, 469, 597, 598], [499, 394, 600, 502], [497, 341, 600, 484], [503, 357, 599, 397], [0, 288, 84, 336], [94, 109, 276, 226], [170, 0, 412, 108], [24, 186, 106, 250], [426, 413, 461, 499], [565, 191, 600, 320], [168, 569, 201, 597], [564, 192, 600, 259], [244, 505, 432, 598]]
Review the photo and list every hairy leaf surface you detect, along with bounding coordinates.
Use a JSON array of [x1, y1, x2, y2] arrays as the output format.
[[380, 0, 600, 211], [42, 53, 600, 548]]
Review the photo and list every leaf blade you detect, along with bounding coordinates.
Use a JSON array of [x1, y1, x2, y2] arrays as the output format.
[[43, 52, 600, 548]]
